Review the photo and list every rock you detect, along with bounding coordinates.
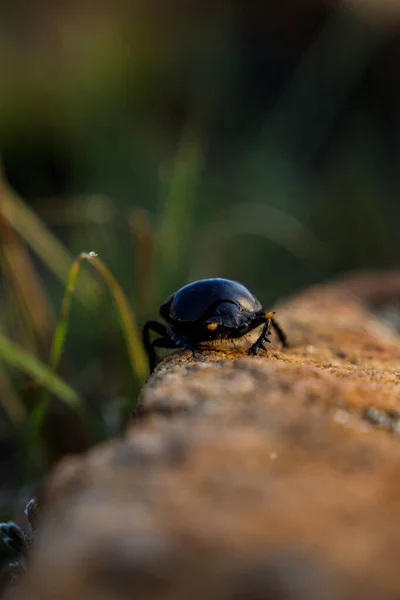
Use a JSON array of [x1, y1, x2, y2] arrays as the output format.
[[12, 270, 400, 600]]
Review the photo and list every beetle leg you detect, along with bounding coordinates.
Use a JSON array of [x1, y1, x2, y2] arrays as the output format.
[[168, 330, 196, 352], [151, 336, 180, 369], [248, 320, 272, 355], [260, 333, 272, 351], [271, 317, 288, 347], [143, 320, 169, 372], [166, 328, 201, 361], [152, 336, 179, 349]]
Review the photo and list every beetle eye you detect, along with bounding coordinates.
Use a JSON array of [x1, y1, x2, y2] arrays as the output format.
[[206, 322, 218, 331]]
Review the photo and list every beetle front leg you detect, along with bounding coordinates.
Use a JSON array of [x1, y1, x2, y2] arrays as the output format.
[[248, 320, 272, 356]]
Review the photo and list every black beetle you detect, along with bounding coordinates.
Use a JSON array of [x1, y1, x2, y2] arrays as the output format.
[[143, 278, 288, 372]]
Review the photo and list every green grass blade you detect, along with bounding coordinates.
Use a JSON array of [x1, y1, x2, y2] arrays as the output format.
[[48, 253, 86, 370], [0, 332, 82, 410]]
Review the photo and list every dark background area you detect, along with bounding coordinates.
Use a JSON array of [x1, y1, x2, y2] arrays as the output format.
[[0, 0, 400, 571]]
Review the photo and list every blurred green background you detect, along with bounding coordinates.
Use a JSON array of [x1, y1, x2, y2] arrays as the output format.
[[0, 0, 400, 553]]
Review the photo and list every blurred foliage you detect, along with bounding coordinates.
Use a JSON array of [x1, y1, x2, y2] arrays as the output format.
[[0, 0, 400, 540]]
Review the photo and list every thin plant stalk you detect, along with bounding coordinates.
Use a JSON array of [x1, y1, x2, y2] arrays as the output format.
[[80, 252, 148, 384], [48, 251, 147, 401], [48, 253, 88, 371]]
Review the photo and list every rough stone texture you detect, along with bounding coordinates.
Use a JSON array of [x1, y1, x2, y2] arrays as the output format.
[[12, 270, 400, 600]]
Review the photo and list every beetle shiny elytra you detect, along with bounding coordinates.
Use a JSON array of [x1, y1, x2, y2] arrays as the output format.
[[143, 278, 288, 372]]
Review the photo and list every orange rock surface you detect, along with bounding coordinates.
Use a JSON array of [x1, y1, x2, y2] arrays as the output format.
[[13, 270, 400, 600]]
